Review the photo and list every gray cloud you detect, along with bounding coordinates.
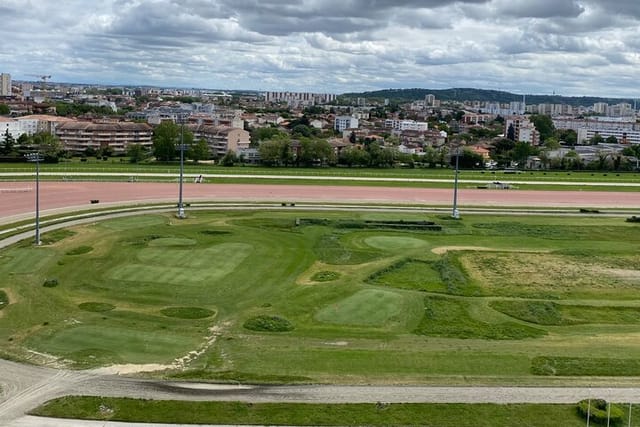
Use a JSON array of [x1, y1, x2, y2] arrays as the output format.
[[0, 0, 638, 97]]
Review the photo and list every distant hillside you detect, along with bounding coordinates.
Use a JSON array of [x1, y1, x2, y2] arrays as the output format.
[[340, 88, 637, 108]]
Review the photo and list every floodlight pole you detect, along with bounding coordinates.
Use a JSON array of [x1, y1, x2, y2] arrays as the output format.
[[26, 152, 44, 245], [452, 144, 460, 219], [177, 121, 186, 219]]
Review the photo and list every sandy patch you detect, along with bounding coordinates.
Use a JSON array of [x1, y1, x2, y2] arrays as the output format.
[[431, 246, 494, 255], [89, 363, 174, 375], [598, 268, 640, 281]]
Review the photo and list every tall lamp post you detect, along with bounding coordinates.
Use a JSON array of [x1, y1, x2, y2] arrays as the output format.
[[176, 121, 187, 219], [451, 144, 461, 219], [26, 152, 44, 245]]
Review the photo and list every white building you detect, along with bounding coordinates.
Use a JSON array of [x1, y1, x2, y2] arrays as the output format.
[[505, 116, 539, 145], [0, 73, 11, 97], [384, 119, 428, 132], [265, 91, 336, 107], [334, 116, 359, 132]]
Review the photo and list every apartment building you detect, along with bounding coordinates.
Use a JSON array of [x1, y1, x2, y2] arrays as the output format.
[[56, 120, 153, 154], [505, 116, 539, 145], [265, 91, 337, 107], [0, 73, 11, 97], [334, 116, 359, 132], [190, 125, 251, 156], [384, 119, 428, 132]]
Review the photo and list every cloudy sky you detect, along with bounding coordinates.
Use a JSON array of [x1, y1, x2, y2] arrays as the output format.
[[2, 0, 639, 97]]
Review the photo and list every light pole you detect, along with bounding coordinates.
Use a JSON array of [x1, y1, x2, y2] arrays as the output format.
[[26, 152, 44, 245], [451, 144, 461, 219], [176, 122, 186, 219]]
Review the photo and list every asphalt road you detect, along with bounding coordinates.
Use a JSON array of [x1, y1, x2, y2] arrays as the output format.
[[4, 358, 640, 426]]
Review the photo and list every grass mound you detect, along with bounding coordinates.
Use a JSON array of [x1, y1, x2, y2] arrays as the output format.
[[310, 271, 340, 282], [78, 302, 115, 312], [66, 246, 93, 256], [532, 356, 640, 376], [244, 315, 294, 332], [64, 348, 123, 368], [415, 296, 545, 340], [367, 259, 444, 292], [0, 290, 8, 310], [170, 370, 312, 384], [492, 301, 640, 325], [490, 301, 566, 325], [161, 307, 215, 319], [315, 234, 379, 265], [40, 230, 75, 245]]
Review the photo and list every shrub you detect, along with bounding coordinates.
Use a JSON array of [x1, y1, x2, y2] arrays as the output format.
[[311, 271, 340, 282], [626, 216, 640, 223], [43, 278, 59, 288], [577, 399, 624, 425], [243, 315, 294, 332], [0, 290, 8, 310], [161, 307, 215, 319]]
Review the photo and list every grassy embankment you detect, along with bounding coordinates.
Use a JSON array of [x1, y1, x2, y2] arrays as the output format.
[[33, 397, 638, 427]]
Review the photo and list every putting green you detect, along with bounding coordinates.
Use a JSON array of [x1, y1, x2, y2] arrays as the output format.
[[315, 289, 408, 327], [108, 243, 252, 286], [363, 236, 428, 250]]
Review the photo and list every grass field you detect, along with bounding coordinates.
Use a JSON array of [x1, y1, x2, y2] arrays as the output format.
[[1, 210, 640, 384], [33, 396, 639, 426]]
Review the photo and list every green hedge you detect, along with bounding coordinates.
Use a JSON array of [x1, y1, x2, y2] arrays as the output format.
[[577, 399, 623, 425]]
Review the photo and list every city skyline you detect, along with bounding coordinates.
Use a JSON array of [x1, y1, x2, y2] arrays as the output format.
[[1, 1, 639, 97]]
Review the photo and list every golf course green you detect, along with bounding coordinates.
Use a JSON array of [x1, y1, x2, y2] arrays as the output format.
[[1, 210, 640, 384]]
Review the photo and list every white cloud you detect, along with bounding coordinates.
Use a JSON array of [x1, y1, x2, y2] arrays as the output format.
[[0, 0, 638, 96]]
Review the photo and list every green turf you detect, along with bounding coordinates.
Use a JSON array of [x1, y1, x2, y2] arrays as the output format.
[[2, 211, 640, 383], [315, 289, 408, 327], [31, 397, 614, 427]]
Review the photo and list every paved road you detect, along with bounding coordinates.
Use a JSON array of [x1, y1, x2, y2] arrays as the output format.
[[4, 358, 640, 426]]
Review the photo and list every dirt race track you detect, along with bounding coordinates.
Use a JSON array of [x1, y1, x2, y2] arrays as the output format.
[[1, 181, 639, 221]]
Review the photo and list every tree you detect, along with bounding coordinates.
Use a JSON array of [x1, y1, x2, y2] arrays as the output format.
[[298, 139, 334, 167], [506, 124, 516, 141], [220, 150, 238, 166], [605, 135, 618, 144], [529, 114, 555, 142], [259, 139, 287, 166], [126, 143, 147, 163], [188, 139, 210, 163], [1, 129, 15, 155], [32, 132, 63, 162], [0, 104, 10, 115], [152, 122, 192, 162], [589, 133, 604, 145]]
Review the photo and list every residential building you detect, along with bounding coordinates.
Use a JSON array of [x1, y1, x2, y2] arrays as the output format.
[[384, 119, 428, 132], [190, 125, 251, 157], [264, 91, 337, 107], [0, 73, 11, 97], [55, 120, 153, 154], [334, 116, 359, 132], [505, 116, 539, 145]]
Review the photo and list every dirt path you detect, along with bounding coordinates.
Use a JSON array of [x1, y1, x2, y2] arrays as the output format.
[[2, 181, 640, 222]]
